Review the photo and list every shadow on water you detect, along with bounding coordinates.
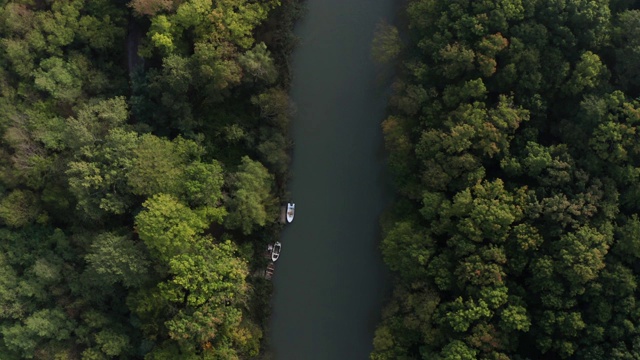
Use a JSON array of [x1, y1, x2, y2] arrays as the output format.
[[268, 0, 399, 359]]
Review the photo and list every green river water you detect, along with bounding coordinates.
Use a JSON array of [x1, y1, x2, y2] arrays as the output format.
[[269, 0, 396, 358]]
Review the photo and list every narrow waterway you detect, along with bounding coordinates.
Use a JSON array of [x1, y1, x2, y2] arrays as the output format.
[[270, 0, 395, 358]]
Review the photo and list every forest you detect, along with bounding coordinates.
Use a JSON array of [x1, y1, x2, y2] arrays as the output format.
[[0, 0, 300, 358], [371, 0, 640, 359], [7, 0, 640, 359]]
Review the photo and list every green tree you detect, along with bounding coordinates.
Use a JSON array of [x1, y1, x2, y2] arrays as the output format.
[[66, 128, 138, 220], [615, 215, 640, 259], [613, 10, 640, 91], [183, 160, 225, 207], [0, 190, 42, 227], [439, 340, 478, 360], [381, 221, 433, 282], [238, 42, 278, 84], [127, 134, 191, 197], [85, 232, 150, 288], [135, 193, 209, 261], [565, 51, 607, 95], [225, 156, 275, 234], [2, 309, 75, 358], [499, 305, 531, 332], [94, 328, 130, 357]]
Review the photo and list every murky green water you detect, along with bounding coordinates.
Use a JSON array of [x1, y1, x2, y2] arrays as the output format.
[[270, 0, 395, 358]]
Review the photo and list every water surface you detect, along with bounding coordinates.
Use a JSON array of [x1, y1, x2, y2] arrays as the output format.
[[270, 0, 394, 358]]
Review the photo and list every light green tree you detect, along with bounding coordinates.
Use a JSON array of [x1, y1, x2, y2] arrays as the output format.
[[135, 193, 208, 261]]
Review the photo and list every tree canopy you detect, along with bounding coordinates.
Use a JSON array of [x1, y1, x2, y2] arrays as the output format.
[[373, 0, 640, 359], [0, 0, 297, 358]]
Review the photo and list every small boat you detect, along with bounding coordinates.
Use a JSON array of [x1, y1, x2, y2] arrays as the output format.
[[271, 242, 282, 262], [265, 262, 275, 280], [286, 203, 295, 223]]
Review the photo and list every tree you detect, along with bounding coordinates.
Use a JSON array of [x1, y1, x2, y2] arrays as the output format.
[[145, 55, 196, 132], [224, 156, 275, 234], [615, 215, 640, 259], [66, 128, 138, 220], [445, 179, 524, 243], [238, 42, 278, 84], [565, 51, 607, 95], [613, 10, 640, 91], [94, 328, 130, 357], [127, 134, 190, 197], [250, 87, 292, 130], [371, 0, 640, 359], [135, 193, 209, 261], [256, 131, 290, 176], [441, 297, 492, 333], [33, 57, 83, 103], [381, 115, 418, 195], [2, 309, 75, 358], [145, 15, 177, 55], [437, 42, 476, 80], [64, 96, 130, 149], [0, 190, 42, 227], [192, 40, 242, 94], [381, 221, 433, 282], [183, 160, 225, 207], [207, 0, 281, 49], [162, 239, 248, 309], [499, 305, 531, 332], [85, 232, 151, 288], [552, 227, 609, 295], [130, 238, 256, 356], [439, 340, 478, 360], [0, 0, 286, 358]]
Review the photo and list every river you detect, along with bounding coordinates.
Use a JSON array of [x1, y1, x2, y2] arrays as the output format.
[[269, 0, 395, 358]]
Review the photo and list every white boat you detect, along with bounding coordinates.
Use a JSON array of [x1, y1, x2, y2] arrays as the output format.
[[286, 203, 295, 223], [271, 242, 282, 262]]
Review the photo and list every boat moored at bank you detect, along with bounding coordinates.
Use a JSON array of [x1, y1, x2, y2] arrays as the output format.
[[271, 242, 282, 262], [286, 203, 295, 223]]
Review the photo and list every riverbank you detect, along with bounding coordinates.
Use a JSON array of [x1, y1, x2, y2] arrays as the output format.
[[244, 0, 305, 357]]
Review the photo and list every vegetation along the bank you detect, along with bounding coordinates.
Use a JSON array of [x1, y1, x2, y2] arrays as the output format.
[[372, 0, 640, 359], [0, 0, 301, 358]]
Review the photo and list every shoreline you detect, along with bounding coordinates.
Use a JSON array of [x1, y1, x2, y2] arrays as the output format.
[[246, 1, 305, 357]]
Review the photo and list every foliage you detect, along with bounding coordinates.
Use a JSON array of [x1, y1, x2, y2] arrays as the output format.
[[373, 0, 640, 359], [225, 156, 276, 235], [0, 0, 291, 357]]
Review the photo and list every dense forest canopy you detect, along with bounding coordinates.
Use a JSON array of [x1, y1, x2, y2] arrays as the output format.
[[372, 0, 640, 359], [0, 0, 299, 358]]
